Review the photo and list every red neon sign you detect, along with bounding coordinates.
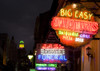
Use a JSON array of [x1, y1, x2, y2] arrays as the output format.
[[51, 17, 98, 34], [41, 44, 64, 49]]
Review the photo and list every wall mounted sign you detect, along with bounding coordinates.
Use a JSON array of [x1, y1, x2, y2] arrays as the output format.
[[51, 3, 99, 47], [36, 43, 67, 63]]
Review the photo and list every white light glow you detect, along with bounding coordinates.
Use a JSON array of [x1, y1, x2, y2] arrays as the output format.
[[72, 4, 77, 8], [41, 49, 65, 55], [75, 38, 84, 42], [28, 55, 33, 60]]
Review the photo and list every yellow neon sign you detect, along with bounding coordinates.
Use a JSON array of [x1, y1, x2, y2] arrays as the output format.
[[60, 8, 93, 20], [58, 30, 79, 37], [19, 44, 24, 48]]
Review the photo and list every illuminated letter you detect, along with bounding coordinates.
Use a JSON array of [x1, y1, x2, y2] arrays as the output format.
[[38, 54, 42, 60], [67, 9, 72, 17], [60, 8, 65, 16], [89, 13, 93, 20], [64, 10, 68, 16], [79, 12, 83, 19], [72, 32, 79, 37], [59, 55, 63, 60], [42, 55, 47, 60], [84, 12, 88, 20], [54, 55, 58, 60], [64, 56, 67, 61], [42, 44, 46, 49], [47, 55, 52, 60], [75, 10, 79, 18], [59, 30, 63, 35], [41, 49, 44, 54], [80, 34, 90, 38]]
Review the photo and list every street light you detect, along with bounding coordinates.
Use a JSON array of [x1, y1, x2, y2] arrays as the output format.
[[86, 47, 93, 58], [27, 51, 34, 70], [28, 55, 33, 60], [28, 51, 33, 62]]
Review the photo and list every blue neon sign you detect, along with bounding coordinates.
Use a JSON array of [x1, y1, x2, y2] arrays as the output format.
[[37, 54, 67, 63]]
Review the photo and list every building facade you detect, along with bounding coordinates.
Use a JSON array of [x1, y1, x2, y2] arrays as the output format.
[[34, 0, 100, 71], [0, 33, 10, 70]]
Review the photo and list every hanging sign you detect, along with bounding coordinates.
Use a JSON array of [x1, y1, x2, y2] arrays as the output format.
[[51, 3, 99, 47]]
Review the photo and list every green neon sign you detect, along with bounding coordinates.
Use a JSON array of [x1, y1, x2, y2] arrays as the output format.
[[36, 63, 57, 67], [30, 69, 36, 71], [36, 63, 47, 67], [58, 30, 79, 37], [20, 40, 24, 44], [48, 64, 57, 67]]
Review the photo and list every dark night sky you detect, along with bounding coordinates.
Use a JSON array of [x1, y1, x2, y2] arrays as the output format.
[[0, 0, 53, 53]]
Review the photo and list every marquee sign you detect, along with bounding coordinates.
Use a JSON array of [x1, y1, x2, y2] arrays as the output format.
[[36, 43, 67, 63], [51, 3, 99, 47]]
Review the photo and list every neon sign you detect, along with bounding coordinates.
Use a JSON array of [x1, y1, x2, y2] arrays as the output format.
[[36, 63, 47, 67], [19, 40, 24, 48], [58, 30, 79, 37], [48, 64, 57, 67], [36, 43, 67, 63], [75, 38, 84, 42], [60, 8, 93, 20], [36, 67, 56, 70], [38, 54, 67, 60], [19, 44, 24, 48], [20, 40, 24, 44], [51, 17, 98, 34], [30, 69, 36, 71], [57, 31, 91, 39], [41, 44, 65, 55], [51, 3, 98, 47], [36, 63, 57, 67], [80, 34, 91, 38], [62, 35, 73, 40], [41, 49, 65, 55], [41, 43, 64, 49]]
